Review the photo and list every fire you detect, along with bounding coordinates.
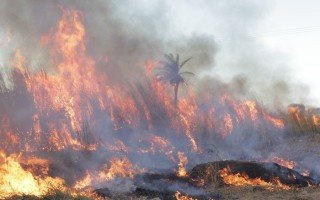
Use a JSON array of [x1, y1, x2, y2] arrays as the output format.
[[242, 100, 258, 121], [261, 108, 285, 129], [177, 152, 188, 177], [74, 170, 92, 191], [174, 191, 194, 200], [218, 166, 273, 187], [221, 113, 233, 139], [177, 90, 200, 152], [100, 156, 143, 180], [217, 165, 291, 190], [138, 134, 172, 154], [0, 4, 313, 199], [0, 151, 66, 198], [210, 93, 285, 139], [287, 104, 320, 133], [261, 156, 296, 169], [270, 176, 291, 190], [8, 7, 106, 151], [74, 156, 144, 191], [174, 191, 214, 200]]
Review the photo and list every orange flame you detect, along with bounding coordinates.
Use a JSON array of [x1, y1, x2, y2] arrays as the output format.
[[287, 105, 320, 133], [174, 191, 214, 200], [177, 152, 188, 177], [0, 152, 66, 198], [74, 156, 144, 191], [0, 5, 308, 198], [262, 108, 285, 129], [217, 165, 290, 190], [262, 156, 296, 169]]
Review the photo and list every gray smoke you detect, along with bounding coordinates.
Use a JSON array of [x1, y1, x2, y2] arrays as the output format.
[[0, 0, 317, 194], [0, 0, 311, 108]]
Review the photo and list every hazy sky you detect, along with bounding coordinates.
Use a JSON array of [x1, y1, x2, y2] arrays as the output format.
[[260, 0, 320, 106], [163, 0, 320, 106]]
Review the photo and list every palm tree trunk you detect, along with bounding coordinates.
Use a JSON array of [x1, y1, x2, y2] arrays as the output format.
[[174, 82, 179, 108]]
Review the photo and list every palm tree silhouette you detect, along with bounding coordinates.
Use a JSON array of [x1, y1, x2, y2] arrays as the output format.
[[156, 54, 194, 108]]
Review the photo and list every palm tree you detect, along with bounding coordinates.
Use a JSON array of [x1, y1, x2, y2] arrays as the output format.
[[156, 54, 194, 108]]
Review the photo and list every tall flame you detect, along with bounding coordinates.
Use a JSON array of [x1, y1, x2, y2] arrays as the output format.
[[0, 5, 311, 198]]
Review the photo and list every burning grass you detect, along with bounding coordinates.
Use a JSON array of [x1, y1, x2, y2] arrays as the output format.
[[3, 184, 320, 200], [1, 4, 320, 200], [3, 189, 96, 200]]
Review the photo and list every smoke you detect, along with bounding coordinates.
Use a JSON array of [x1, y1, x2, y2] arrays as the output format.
[[0, 0, 318, 195], [0, 0, 311, 108]]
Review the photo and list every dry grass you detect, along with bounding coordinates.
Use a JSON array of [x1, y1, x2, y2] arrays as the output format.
[[2, 189, 96, 200], [208, 186, 320, 200], [2, 181, 320, 200]]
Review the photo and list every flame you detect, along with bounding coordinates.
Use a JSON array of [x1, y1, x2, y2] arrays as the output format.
[[0, 5, 310, 198], [74, 156, 144, 191], [0, 151, 66, 198], [242, 100, 258, 121], [8, 7, 106, 151], [213, 93, 285, 139], [178, 92, 199, 152], [108, 139, 130, 153], [218, 166, 273, 186], [174, 191, 214, 200], [262, 108, 285, 129], [262, 156, 296, 169], [269, 176, 291, 190], [177, 152, 188, 177], [221, 113, 233, 139], [312, 114, 320, 126], [74, 170, 92, 191], [174, 191, 195, 200], [217, 165, 290, 190], [287, 105, 320, 133]]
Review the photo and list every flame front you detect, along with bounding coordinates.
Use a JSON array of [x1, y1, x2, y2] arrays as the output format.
[[288, 105, 320, 133], [0, 4, 315, 198], [0, 151, 65, 198], [217, 165, 290, 190]]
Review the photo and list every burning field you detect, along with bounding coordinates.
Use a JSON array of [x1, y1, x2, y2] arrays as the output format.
[[0, 1, 320, 200]]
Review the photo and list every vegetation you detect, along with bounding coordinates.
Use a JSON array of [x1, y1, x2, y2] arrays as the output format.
[[156, 54, 194, 108], [204, 185, 320, 200], [5, 186, 320, 200], [3, 189, 95, 200]]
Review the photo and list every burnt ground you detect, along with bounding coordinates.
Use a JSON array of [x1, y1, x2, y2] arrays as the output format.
[[95, 173, 220, 199], [93, 160, 316, 200], [3, 159, 319, 200], [189, 160, 316, 187]]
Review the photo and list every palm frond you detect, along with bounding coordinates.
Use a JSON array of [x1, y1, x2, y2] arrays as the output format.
[[164, 54, 176, 65], [179, 57, 192, 69], [155, 53, 195, 108], [159, 61, 175, 69], [179, 71, 195, 76], [176, 54, 179, 64], [156, 53, 194, 85]]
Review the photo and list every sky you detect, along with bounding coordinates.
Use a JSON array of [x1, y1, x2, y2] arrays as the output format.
[[260, 0, 320, 106], [162, 0, 320, 107]]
